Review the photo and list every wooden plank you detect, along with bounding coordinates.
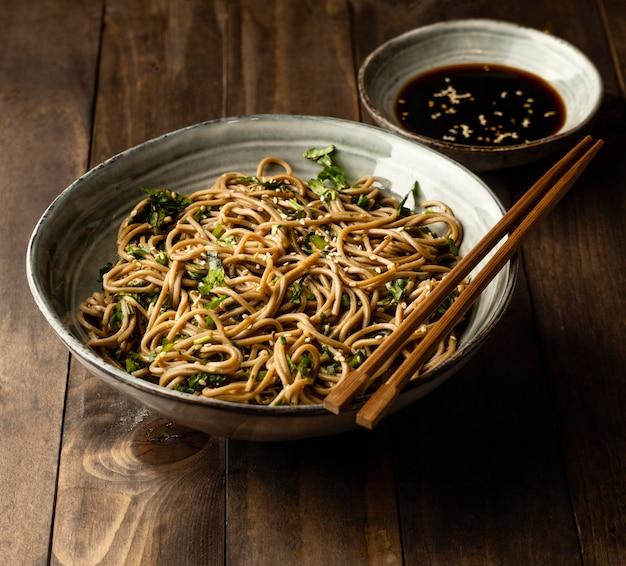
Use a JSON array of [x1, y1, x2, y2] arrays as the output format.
[[223, 1, 403, 563], [349, 1, 609, 563], [0, 1, 102, 564], [228, 430, 402, 565], [226, 0, 358, 118], [513, 1, 626, 564], [50, 2, 230, 564], [390, 276, 582, 564], [520, 101, 626, 563], [52, 367, 225, 565], [90, 0, 229, 160], [598, 0, 626, 99], [522, 144, 626, 566]]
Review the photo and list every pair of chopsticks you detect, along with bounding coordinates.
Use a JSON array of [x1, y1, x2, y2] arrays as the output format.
[[323, 135, 603, 430]]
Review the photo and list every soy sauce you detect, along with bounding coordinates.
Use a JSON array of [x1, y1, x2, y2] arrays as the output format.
[[394, 63, 566, 147]]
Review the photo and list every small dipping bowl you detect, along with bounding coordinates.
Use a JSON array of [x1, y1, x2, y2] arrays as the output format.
[[358, 19, 603, 171]]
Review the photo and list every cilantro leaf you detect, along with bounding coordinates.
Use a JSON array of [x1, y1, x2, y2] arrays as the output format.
[[173, 372, 227, 394], [386, 278, 409, 303], [98, 262, 113, 283], [348, 348, 367, 369], [309, 178, 338, 202], [126, 244, 150, 259], [433, 290, 460, 320], [303, 145, 348, 199], [125, 350, 147, 373], [197, 251, 226, 295], [131, 188, 193, 230], [398, 180, 421, 216], [303, 145, 336, 164], [447, 238, 460, 256], [108, 302, 125, 330], [232, 176, 285, 189], [318, 164, 347, 190]]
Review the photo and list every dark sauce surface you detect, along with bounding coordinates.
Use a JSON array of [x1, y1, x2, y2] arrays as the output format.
[[394, 63, 566, 147]]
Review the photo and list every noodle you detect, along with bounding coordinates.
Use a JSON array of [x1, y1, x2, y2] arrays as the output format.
[[78, 149, 467, 406]]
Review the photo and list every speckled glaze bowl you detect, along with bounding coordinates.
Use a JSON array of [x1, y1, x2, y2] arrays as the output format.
[[358, 19, 603, 172], [27, 115, 517, 441]]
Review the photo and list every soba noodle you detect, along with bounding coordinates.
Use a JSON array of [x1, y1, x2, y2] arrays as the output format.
[[78, 148, 466, 406]]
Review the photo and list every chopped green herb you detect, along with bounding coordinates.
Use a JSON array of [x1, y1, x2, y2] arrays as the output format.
[[447, 238, 460, 256], [303, 145, 336, 163], [117, 291, 157, 310], [309, 178, 338, 202], [356, 194, 371, 209], [386, 278, 409, 304], [398, 180, 421, 216], [297, 351, 313, 379], [99, 262, 113, 282], [124, 351, 146, 373], [197, 251, 226, 295], [193, 208, 210, 222], [318, 165, 347, 191], [322, 345, 339, 375], [109, 302, 125, 330], [173, 372, 227, 394], [303, 145, 348, 201], [289, 281, 304, 305], [205, 295, 228, 309], [217, 234, 236, 248], [286, 199, 306, 219], [232, 176, 285, 190], [132, 188, 193, 231], [434, 290, 459, 319], [348, 349, 367, 369], [126, 244, 150, 259]]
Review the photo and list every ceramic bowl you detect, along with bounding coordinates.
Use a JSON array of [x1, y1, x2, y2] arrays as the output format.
[[358, 19, 603, 171], [27, 115, 517, 441]]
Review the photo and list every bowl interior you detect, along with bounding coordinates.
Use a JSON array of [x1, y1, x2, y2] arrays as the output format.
[[27, 115, 516, 439], [360, 19, 602, 147]]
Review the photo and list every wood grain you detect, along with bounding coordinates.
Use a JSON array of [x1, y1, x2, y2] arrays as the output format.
[[349, 2, 588, 564], [51, 1, 230, 564], [3, 0, 626, 564], [90, 0, 229, 162], [521, 125, 626, 565], [224, 2, 403, 563], [391, 277, 582, 564], [0, 1, 102, 564], [515, 2, 626, 564], [53, 366, 224, 565], [227, 0, 358, 118], [227, 429, 403, 565]]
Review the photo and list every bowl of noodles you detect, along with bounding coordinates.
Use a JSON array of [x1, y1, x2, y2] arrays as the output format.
[[27, 115, 517, 441]]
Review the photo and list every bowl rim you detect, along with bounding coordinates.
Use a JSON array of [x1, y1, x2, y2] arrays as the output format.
[[358, 18, 604, 155], [26, 113, 518, 417]]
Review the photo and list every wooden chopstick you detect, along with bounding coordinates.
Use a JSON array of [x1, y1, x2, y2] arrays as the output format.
[[323, 135, 602, 419], [354, 137, 603, 429]]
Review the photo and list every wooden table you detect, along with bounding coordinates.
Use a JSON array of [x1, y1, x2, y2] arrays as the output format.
[[1, 1, 624, 564]]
